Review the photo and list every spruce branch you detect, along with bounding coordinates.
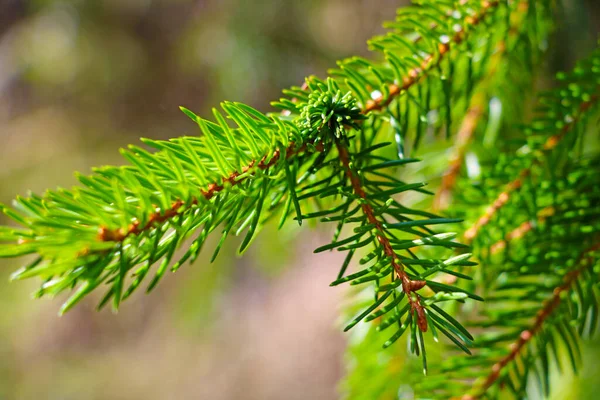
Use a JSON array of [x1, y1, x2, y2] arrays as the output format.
[[0, 0, 512, 323], [464, 92, 600, 243], [363, 0, 501, 114], [435, 0, 532, 210], [409, 156, 600, 399], [406, 48, 600, 399], [462, 242, 600, 400], [336, 137, 429, 331], [4, 1, 597, 399]]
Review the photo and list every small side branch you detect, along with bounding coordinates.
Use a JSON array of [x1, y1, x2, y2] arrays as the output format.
[[99, 142, 323, 242], [462, 242, 600, 400], [335, 139, 428, 331], [464, 95, 599, 243], [364, 0, 501, 114]]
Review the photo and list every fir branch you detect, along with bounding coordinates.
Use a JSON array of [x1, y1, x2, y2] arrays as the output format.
[[364, 0, 501, 114], [0, 0, 513, 318], [434, 0, 533, 210], [98, 141, 324, 243], [96, 0, 507, 250], [464, 93, 600, 243], [407, 48, 600, 398], [408, 157, 600, 398], [4, 1, 598, 399], [335, 138, 429, 331], [462, 242, 600, 400]]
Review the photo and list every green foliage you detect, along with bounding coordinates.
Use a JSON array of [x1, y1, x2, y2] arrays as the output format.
[[344, 19, 600, 400], [425, 47, 600, 400], [1, 0, 600, 399]]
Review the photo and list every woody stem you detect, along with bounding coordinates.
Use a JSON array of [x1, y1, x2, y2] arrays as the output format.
[[334, 136, 428, 332]]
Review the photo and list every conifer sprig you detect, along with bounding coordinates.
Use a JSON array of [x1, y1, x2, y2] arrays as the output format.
[[410, 49, 600, 399], [0, 84, 357, 314], [464, 85, 600, 243], [462, 242, 600, 400], [0, 0, 514, 326], [412, 151, 600, 400], [435, 0, 532, 210], [4, 0, 597, 399]]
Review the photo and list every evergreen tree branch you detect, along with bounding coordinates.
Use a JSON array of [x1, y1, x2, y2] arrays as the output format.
[[406, 48, 600, 398], [364, 0, 501, 114], [335, 138, 429, 331], [464, 93, 600, 243], [97, 0, 507, 249], [434, 0, 531, 210], [408, 156, 600, 399], [462, 242, 600, 400], [6, 2, 596, 399], [0, 0, 515, 317]]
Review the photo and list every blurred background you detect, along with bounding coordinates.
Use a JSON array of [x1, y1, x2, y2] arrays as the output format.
[[0, 0, 599, 399]]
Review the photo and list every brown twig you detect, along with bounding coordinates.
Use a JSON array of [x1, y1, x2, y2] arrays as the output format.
[[99, 142, 323, 242], [335, 139, 428, 331], [461, 242, 600, 400], [444, 205, 553, 286], [489, 206, 555, 254], [464, 95, 599, 243], [435, 102, 486, 210], [364, 0, 501, 115]]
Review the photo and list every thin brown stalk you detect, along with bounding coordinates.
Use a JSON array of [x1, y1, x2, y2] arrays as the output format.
[[99, 142, 321, 242], [444, 207, 554, 286], [336, 138, 429, 331], [489, 206, 555, 254], [435, 102, 486, 211]]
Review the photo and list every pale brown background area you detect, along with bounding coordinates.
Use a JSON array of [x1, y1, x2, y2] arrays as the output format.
[[0, 1, 599, 399]]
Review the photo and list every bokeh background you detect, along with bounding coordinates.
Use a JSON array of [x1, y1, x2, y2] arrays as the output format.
[[0, 1, 599, 399]]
